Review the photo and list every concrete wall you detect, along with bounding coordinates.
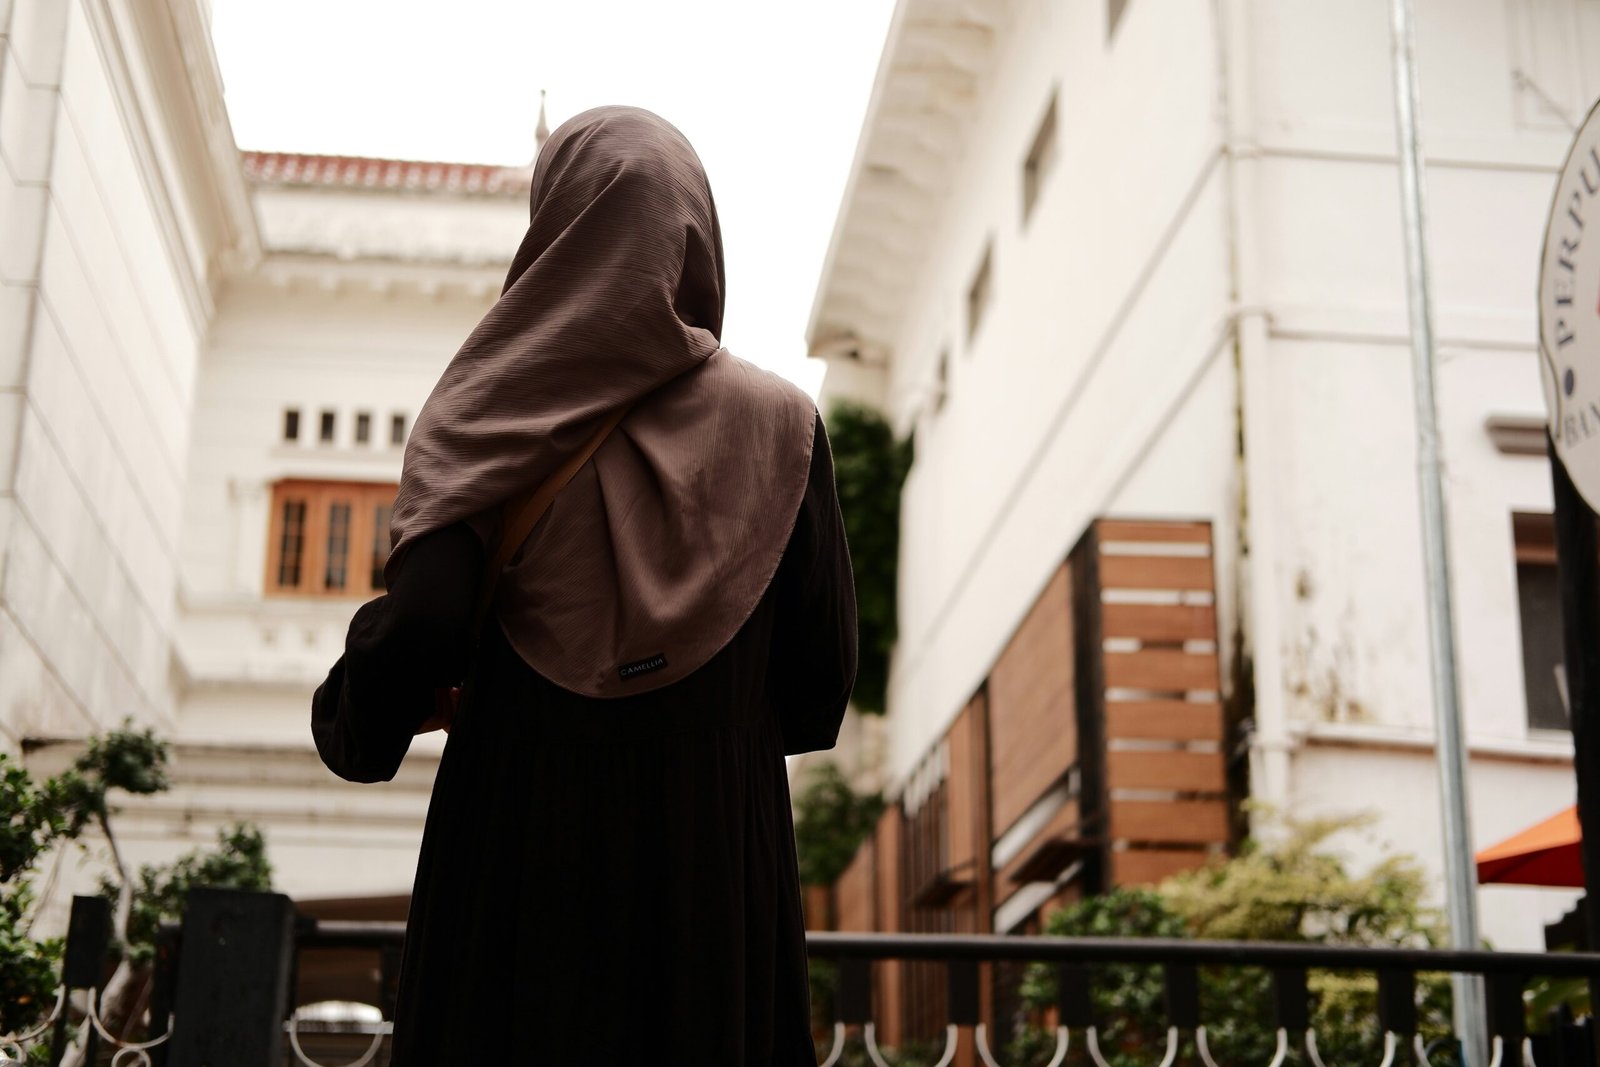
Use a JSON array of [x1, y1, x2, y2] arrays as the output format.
[[823, 0, 1590, 948], [1244, 0, 1580, 950], [870, 0, 1235, 800], [175, 276, 496, 749], [169, 253, 506, 899], [0, 0, 213, 745]]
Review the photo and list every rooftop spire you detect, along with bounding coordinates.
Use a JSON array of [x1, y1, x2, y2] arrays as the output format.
[[534, 90, 551, 158]]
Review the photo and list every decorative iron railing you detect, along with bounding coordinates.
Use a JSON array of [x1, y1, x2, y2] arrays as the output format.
[[1, 890, 1596, 1066], [807, 932, 1598, 1067]]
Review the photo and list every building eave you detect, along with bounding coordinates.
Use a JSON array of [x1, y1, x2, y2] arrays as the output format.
[[87, 0, 263, 332], [806, 0, 1012, 365]]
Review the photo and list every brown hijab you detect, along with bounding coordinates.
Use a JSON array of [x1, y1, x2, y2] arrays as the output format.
[[388, 106, 817, 698]]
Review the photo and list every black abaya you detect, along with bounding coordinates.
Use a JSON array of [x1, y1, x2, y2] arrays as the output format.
[[312, 414, 856, 1065]]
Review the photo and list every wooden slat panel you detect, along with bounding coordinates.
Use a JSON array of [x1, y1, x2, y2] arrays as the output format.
[[1106, 750, 1226, 793], [1104, 649, 1220, 692], [993, 800, 1081, 909], [1098, 554, 1214, 592], [967, 690, 995, 937], [1105, 700, 1224, 742], [1109, 799, 1229, 845], [803, 885, 831, 931], [946, 703, 979, 873], [876, 957, 906, 1050], [1100, 602, 1216, 643], [834, 841, 876, 932], [1096, 520, 1213, 544], [989, 564, 1076, 837], [1112, 848, 1213, 886], [875, 805, 902, 933], [1041, 883, 1085, 924], [874, 807, 904, 1047]]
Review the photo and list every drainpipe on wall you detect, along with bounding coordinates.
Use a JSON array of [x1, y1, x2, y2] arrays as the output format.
[[1212, 0, 1293, 824]]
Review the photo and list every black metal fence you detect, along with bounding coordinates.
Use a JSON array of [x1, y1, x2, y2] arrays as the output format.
[[6, 890, 1600, 1066]]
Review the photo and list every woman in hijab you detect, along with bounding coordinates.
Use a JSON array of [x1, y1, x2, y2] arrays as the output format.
[[311, 106, 857, 1064]]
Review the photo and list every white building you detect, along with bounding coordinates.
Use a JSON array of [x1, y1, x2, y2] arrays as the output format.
[[809, 0, 1588, 950], [0, 0, 539, 919]]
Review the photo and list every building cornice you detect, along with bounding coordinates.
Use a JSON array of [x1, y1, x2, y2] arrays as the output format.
[[806, 0, 1013, 364], [241, 151, 531, 200], [81, 0, 260, 332], [144, 0, 261, 262], [226, 252, 507, 305]]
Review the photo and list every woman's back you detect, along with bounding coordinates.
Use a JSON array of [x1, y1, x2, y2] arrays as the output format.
[[315, 412, 853, 1064], [312, 105, 857, 1066]]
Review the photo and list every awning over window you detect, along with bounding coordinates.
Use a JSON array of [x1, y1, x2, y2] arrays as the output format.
[[1476, 806, 1582, 888]]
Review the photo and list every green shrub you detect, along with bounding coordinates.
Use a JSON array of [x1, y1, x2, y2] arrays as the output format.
[[794, 763, 885, 889], [826, 402, 912, 715], [1006, 815, 1454, 1066]]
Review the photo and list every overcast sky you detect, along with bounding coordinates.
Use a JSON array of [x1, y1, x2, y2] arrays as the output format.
[[208, 0, 897, 396]]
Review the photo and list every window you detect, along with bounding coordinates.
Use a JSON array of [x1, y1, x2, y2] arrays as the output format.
[[934, 348, 950, 413], [1514, 512, 1569, 730], [1508, 0, 1600, 132], [283, 409, 301, 443], [319, 410, 336, 444], [391, 413, 407, 447], [370, 502, 394, 590], [355, 412, 372, 445], [275, 498, 307, 587], [1022, 92, 1058, 223], [1108, 0, 1131, 39], [966, 243, 993, 343], [266, 481, 398, 597]]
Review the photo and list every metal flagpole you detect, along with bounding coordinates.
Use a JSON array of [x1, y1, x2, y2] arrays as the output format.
[[1385, 0, 1486, 1059]]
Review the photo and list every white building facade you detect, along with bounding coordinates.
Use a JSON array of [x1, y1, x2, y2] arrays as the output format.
[[809, 0, 1590, 949], [1, 0, 537, 916]]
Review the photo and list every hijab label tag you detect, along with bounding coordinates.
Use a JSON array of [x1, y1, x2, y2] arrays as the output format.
[[619, 653, 667, 680]]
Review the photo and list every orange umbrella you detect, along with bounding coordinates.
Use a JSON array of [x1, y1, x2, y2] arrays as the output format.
[[1475, 806, 1583, 887]]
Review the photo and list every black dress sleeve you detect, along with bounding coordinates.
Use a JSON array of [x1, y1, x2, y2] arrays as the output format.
[[311, 522, 485, 782], [769, 414, 859, 755]]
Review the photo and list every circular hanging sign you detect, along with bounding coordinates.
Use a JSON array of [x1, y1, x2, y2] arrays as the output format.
[[1541, 97, 1600, 508]]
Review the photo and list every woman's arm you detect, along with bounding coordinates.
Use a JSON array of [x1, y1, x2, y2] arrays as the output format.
[[311, 522, 485, 782], [769, 414, 859, 755]]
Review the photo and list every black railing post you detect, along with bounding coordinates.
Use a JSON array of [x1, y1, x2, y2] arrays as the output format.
[[49, 895, 110, 1067], [837, 958, 872, 1026], [379, 941, 404, 1021], [947, 959, 979, 1028], [1056, 963, 1093, 1029], [146, 924, 179, 1067], [1163, 964, 1200, 1030], [1272, 967, 1309, 1033], [1376, 969, 1417, 1036], [167, 888, 295, 1067], [1556, 1015, 1594, 1067]]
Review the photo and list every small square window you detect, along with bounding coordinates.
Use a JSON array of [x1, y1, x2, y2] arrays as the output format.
[[355, 412, 372, 445], [967, 244, 993, 344], [390, 414, 407, 447], [1023, 92, 1058, 224], [319, 411, 336, 444], [283, 409, 300, 442]]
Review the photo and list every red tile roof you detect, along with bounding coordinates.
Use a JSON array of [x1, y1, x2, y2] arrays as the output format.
[[240, 151, 531, 197]]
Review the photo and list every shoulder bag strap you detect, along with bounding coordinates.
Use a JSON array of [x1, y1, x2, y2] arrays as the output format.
[[469, 404, 633, 635]]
